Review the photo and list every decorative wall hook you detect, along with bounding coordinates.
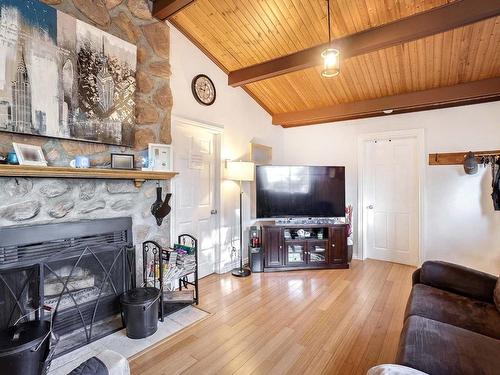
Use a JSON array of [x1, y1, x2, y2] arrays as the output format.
[[151, 182, 172, 226]]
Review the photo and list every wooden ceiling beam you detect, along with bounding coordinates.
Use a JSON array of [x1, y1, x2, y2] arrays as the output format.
[[272, 78, 500, 127], [152, 0, 196, 20], [229, 0, 500, 87]]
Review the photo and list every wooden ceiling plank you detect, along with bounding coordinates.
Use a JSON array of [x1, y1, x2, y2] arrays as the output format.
[[417, 38, 427, 90], [292, 0, 324, 44], [287, 0, 322, 47], [209, 0, 266, 65], [271, 0, 312, 51], [425, 35, 434, 87], [488, 18, 500, 77], [179, 6, 245, 68], [458, 23, 475, 82], [153, 0, 196, 20], [272, 77, 500, 127], [228, 0, 500, 87], [440, 29, 453, 87], [375, 50, 392, 96], [399, 44, 412, 92], [239, 1, 290, 59], [448, 27, 463, 85], [258, 1, 297, 54], [334, 62, 359, 103], [432, 33, 443, 88], [318, 68, 344, 105], [478, 19, 497, 79], [472, 18, 497, 81], [205, 0, 267, 66]]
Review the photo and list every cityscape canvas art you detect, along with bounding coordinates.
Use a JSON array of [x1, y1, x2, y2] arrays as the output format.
[[0, 0, 136, 146]]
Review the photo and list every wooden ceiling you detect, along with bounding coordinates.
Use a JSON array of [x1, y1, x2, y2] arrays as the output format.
[[157, 0, 500, 127]]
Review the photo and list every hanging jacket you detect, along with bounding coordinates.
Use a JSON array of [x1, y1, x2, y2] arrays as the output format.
[[493, 158, 500, 211]]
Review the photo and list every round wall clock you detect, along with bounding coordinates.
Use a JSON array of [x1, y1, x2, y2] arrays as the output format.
[[191, 74, 216, 106]]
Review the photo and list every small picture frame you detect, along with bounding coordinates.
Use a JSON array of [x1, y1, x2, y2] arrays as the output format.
[[148, 144, 172, 172], [13, 143, 47, 166], [111, 153, 135, 170]]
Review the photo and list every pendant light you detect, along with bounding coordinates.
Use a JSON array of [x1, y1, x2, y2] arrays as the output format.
[[321, 0, 340, 78]]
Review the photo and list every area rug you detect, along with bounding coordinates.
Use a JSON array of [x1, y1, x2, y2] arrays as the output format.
[[48, 306, 209, 375]]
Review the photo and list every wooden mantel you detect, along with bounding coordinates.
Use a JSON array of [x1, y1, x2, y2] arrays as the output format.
[[0, 165, 178, 188]]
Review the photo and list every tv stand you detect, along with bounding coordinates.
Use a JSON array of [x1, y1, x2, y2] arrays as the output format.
[[261, 223, 349, 272]]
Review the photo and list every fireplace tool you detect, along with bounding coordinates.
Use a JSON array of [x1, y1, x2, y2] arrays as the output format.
[[151, 182, 172, 226]]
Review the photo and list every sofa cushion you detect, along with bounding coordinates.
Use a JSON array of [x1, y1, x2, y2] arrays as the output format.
[[396, 315, 500, 375], [405, 283, 500, 339], [495, 278, 500, 312]]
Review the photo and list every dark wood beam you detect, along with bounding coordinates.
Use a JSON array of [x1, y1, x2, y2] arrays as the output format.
[[272, 78, 500, 127], [229, 0, 500, 87], [152, 0, 195, 20]]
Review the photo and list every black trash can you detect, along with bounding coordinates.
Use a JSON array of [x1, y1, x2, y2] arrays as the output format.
[[120, 287, 160, 339], [0, 320, 51, 375]]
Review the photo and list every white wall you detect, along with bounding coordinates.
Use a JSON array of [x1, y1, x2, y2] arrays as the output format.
[[282, 102, 500, 275], [169, 25, 285, 273]]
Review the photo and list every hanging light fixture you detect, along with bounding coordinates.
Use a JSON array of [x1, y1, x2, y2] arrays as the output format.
[[321, 0, 340, 78]]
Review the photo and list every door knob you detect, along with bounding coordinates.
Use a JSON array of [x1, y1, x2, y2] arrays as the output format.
[[367, 205, 374, 209], [210, 209, 218, 215]]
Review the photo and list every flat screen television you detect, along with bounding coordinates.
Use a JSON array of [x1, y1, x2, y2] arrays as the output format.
[[256, 165, 346, 218]]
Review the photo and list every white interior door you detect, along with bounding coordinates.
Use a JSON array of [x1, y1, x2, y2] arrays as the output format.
[[363, 137, 420, 266], [173, 121, 220, 278]]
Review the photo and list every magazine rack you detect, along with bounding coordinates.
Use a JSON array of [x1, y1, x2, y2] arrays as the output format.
[[142, 234, 199, 321]]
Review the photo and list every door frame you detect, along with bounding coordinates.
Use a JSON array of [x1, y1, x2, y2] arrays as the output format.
[[171, 116, 223, 275], [356, 129, 426, 266]]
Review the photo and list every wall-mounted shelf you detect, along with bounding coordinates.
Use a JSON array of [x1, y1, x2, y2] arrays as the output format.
[[0, 164, 178, 188], [429, 150, 500, 166]]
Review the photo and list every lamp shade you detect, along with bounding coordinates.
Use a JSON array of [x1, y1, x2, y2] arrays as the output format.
[[225, 161, 255, 182]]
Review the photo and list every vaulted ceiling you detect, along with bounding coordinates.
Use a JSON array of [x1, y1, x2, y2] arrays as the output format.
[[155, 0, 500, 127]]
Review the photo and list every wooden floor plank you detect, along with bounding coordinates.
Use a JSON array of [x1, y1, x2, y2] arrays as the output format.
[[130, 259, 415, 375]]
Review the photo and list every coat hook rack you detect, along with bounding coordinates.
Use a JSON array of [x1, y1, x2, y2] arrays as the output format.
[[429, 150, 500, 166]]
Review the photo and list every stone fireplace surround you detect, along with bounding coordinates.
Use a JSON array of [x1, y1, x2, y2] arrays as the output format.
[[0, 177, 170, 248], [0, 175, 170, 357]]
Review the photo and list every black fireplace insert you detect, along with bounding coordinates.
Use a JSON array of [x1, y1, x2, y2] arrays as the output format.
[[0, 218, 135, 357]]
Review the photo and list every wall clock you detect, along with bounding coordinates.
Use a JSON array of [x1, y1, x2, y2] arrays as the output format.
[[191, 74, 216, 106]]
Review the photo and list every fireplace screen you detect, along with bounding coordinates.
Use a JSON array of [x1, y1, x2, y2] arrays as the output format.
[[0, 218, 135, 357]]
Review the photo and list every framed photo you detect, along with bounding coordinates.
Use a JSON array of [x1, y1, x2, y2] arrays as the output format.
[[250, 142, 272, 165], [111, 153, 135, 170], [148, 144, 172, 172], [13, 143, 47, 166]]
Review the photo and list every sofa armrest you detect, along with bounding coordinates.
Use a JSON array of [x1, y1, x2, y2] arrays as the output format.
[[412, 268, 421, 286], [419, 261, 497, 303]]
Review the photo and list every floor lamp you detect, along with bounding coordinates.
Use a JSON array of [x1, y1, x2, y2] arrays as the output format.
[[225, 161, 255, 277]]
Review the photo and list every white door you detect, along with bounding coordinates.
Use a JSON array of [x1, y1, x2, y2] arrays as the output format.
[[172, 121, 220, 278], [363, 137, 420, 266]]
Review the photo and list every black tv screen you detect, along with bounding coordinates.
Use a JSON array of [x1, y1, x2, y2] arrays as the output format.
[[256, 166, 346, 218]]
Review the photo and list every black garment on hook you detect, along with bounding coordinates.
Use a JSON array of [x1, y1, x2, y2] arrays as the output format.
[[492, 158, 500, 211]]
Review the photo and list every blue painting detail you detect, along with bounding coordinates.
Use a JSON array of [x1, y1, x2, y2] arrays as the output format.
[[0, 0, 56, 42]]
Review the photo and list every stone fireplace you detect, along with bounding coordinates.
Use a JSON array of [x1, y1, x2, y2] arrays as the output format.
[[0, 176, 170, 356]]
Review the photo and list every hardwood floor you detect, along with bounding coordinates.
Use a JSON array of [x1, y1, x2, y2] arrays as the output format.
[[130, 259, 415, 375]]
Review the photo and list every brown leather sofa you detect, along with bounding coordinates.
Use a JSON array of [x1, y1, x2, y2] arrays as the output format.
[[396, 261, 500, 375]]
